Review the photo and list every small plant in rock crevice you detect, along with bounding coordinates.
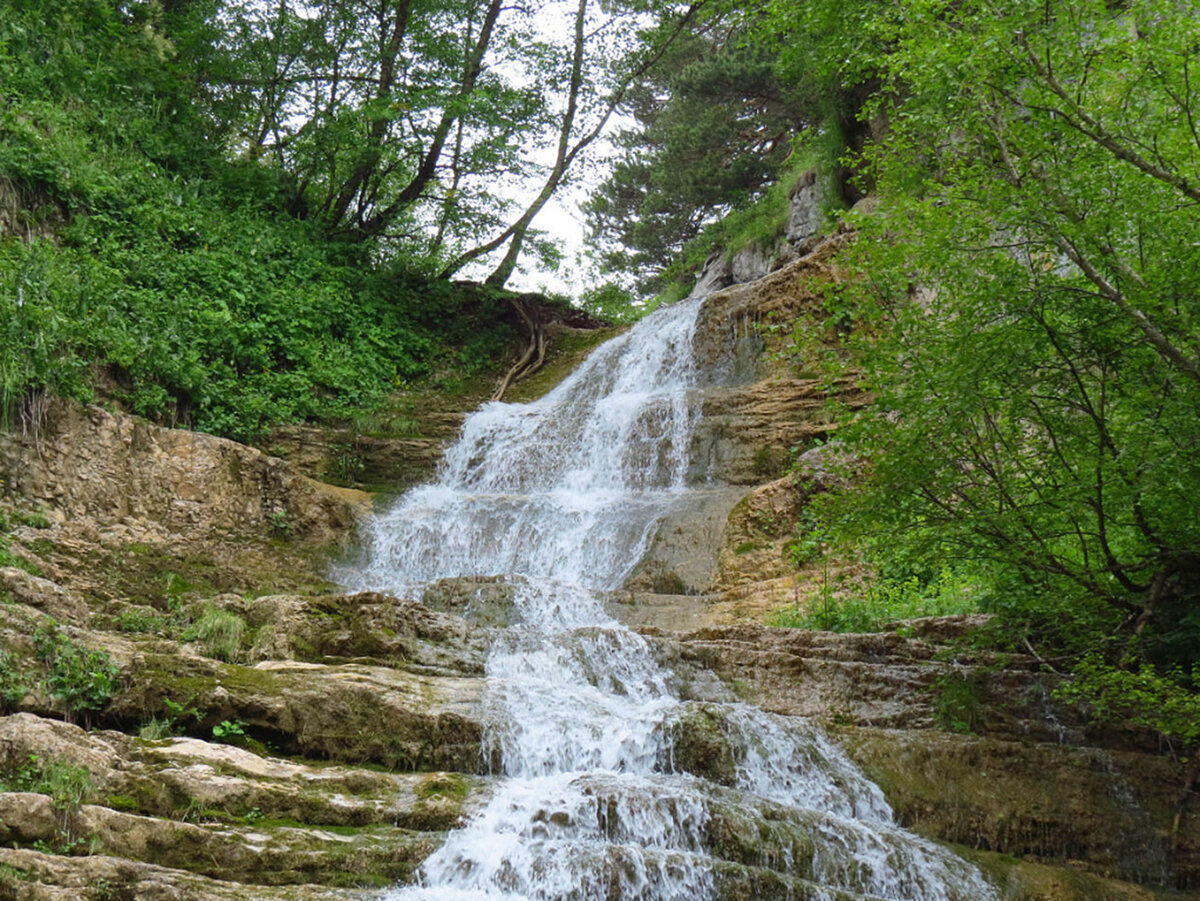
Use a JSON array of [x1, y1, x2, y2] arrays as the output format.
[[0, 753, 97, 854], [0, 647, 29, 712], [267, 510, 292, 540], [32, 622, 119, 726], [212, 719, 247, 744], [931, 668, 985, 734], [139, 695, 201, 740], [184, 607, 248, 663]]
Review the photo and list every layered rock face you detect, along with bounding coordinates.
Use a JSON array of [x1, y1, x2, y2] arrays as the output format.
[[0, 233, 1195, 899], [0, 401, 490, 898], [617, 229, 1200, 896]]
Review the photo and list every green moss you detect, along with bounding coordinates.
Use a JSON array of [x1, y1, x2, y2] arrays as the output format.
[[328, 872, 395, 889], [414, 772, 470, 801], [106, 794, 140, 812], [751, 445, 787, 478], [184, 607, 248, 662], [0, 863, 29, 887], [667, 706, 739, 786], [649, 571, 688, 595], [26, 537, 57, 556]]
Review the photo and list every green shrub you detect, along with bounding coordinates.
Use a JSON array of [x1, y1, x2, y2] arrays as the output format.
[[769, 568, 980, 633], [1057, 655, 1200, 750], [0, 647, 29, 711], [931, 669, 985, 734], [111, 607, 168, 634], [0, 753, 96, 853], [212, 719, 246, 743], [139, 695, 201, 740], [33, 622, 119, 724]]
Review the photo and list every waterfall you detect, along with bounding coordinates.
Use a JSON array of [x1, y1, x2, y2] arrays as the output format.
[[349, 298, 997, 900]]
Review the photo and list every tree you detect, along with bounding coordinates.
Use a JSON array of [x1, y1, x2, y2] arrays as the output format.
[[442, 0, 703, 285], [200, 0, 699, 284], [584, 16, 814, 276], [812, 0, 1200, 666]]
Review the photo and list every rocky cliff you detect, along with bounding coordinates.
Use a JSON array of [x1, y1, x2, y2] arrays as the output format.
[[0, 233, 1195, 899]]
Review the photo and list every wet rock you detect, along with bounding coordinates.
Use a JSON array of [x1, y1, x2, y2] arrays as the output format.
[[711, 477, 804, 593], [241, 591, 486, 674], [660, 703, 741, 786], [0, 712, 495, 894], [669, 623, 1079, 741], [420, 576, 521, 628], [624, 487, 751, 595], [0, 714, 486, 831], [839, 726, 1198, 891], [603, 591, 716, 634]]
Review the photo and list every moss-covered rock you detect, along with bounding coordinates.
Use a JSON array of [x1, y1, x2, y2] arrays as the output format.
[[112, 653, 485, 772]]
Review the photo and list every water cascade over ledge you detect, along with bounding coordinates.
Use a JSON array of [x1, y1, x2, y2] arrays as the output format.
[[348, 298, 997, 900]]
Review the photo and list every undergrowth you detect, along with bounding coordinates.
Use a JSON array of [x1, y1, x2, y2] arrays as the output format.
[[769, 568, 980, 633]]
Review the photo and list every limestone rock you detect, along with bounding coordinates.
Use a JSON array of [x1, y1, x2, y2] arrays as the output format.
[[688, 377, 864, 486], [0, 568, 89, 625], [785, 170, 824, 245], [0, 396, 368, 550], [264, 424, 449, 494], [0, 847, 363, 900], [840, 726, 1198, 891], [670, 623, 1082, 742], [420, 576, 522, 628], [624, 487, 751, 595], [242, 591, 486, 674], [729, 243, 778, 285], [687, 250, 734, 300], [0, 713, 485, 832], [112, 653, 485, 771], [711, 477, 803, 593]]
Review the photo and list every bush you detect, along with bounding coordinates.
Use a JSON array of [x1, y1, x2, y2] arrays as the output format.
[[0, 648, 29, 711], [769, 568, 980, 633], [33, 622, 119, 724], [931, 669, 985, 734], [1057, 654, 1200, 750], [0, 753, 96, 853]]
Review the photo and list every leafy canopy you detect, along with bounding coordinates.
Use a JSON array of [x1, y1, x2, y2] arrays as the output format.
[[777, 0, 1200, 704]]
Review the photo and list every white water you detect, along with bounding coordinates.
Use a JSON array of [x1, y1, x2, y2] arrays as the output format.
[[350, 298, 997, 900]]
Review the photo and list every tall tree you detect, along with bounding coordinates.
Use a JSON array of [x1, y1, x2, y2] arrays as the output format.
[[584, 17, 814, 275], [441, 0, 703, 285], [807, 0, 1200, 664], [199, 0, 698, 281]]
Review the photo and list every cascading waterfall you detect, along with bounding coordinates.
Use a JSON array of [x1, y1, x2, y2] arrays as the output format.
[[348, 297, 998, 900]]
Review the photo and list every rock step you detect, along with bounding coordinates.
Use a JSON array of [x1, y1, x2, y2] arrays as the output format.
[[0, 714, 495, 894], [0, 793, 439, 888], [0, 847, 364, 899]]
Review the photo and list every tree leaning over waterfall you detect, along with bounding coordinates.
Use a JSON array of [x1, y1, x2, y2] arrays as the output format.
[[772, 0, 1200, 709]]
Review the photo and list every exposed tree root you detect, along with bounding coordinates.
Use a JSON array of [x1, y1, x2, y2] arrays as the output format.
[[492, 297, 546, 402]]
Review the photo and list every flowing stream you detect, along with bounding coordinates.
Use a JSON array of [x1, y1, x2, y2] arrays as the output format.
[[350, 298, 997, 900]]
